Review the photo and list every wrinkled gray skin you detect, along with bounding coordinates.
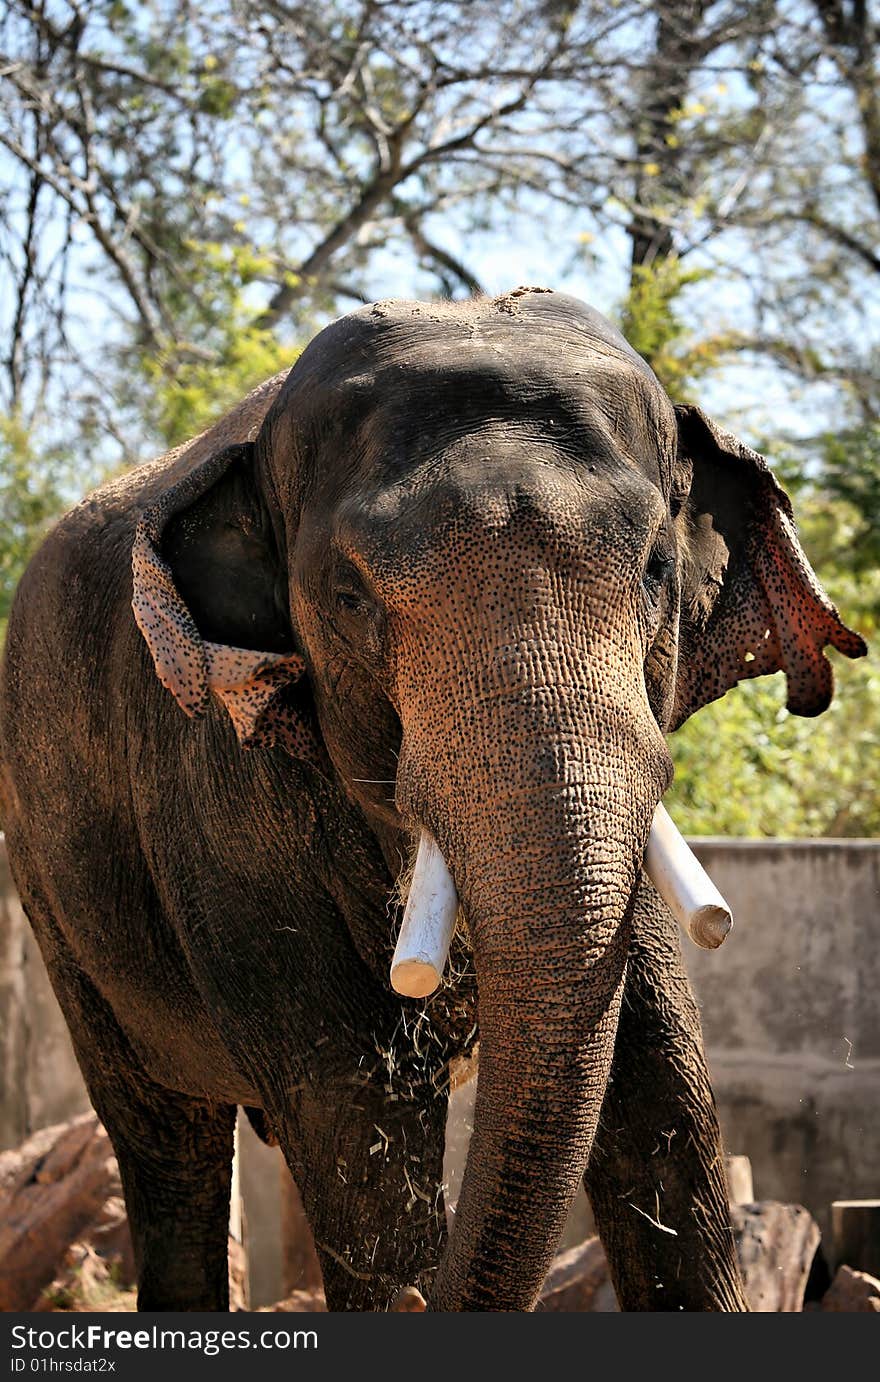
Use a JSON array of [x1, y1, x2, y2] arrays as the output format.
[[0, 290, 865, 1311]]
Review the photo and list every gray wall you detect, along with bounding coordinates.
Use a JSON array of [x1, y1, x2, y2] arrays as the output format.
[[686, 838, 880, 1239], [2, 833, 877, 1302]]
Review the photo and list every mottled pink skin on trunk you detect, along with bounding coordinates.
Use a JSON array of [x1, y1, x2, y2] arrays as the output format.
[[389, 492, 672, 1310]]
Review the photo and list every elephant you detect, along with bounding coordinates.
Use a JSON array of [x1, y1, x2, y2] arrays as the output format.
[[0, 287, 866, 1312]]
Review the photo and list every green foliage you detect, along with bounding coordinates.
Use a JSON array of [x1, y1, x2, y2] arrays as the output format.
[[816, 426, 880, 579], [0, 417, 69, 639], [143, 325, 300, 452], [667, 654, 879, 838], [620, 268, 877, 838], [0, 233, 302, 656], [619, 257, 737, 399], [136, 239, 302, 450]]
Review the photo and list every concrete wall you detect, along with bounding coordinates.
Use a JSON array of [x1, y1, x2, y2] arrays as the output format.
[[686, 838, 880, 1239], [2, 833, 877, 1301]]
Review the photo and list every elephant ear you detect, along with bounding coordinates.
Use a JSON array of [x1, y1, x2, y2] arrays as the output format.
[[132, 442, 323, 765], [672, 404, 867, 730]]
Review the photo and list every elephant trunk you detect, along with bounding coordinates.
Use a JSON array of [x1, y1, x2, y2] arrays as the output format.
[[395, 673, 671, 1311]]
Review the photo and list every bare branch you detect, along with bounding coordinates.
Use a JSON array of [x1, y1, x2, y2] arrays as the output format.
[[399, 208, 484, 296], [0, 129, 165, 348]]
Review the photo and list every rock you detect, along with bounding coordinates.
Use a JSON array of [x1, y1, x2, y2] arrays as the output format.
[[264, 1288, 327, 1312], [731, 1201, 821, 1312], [538, 1236, 614, 1312], [820, 1265, 880, 1312]]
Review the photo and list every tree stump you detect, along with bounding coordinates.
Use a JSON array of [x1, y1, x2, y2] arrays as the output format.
[[732, 1201, 821, 1312], [831, 1201, 880, 1279]]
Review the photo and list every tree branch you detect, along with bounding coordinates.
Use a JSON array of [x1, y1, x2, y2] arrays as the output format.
[[399, 209, 484, 296], [0, 130, 165, 348]]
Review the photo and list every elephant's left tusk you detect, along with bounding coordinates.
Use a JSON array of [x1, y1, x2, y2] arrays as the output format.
[[643, 802, 733, 949]]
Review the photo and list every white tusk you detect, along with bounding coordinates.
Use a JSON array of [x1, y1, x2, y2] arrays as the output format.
[[390, 804, 731, 998], [644, 802, 732, 949], [390, 832, 458, 998]]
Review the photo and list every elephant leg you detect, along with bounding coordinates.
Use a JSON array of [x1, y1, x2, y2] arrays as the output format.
[[584, 878, 749, 1312], [107, 1090, 236, 1312], [44, 957, 236, 1311], [275, 1066, 449, 1311]]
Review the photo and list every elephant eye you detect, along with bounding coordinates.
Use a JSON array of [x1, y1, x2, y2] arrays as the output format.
[[643, 548, 675, 602], [336, 587, 368, 614], [332, 561, 380, 629]]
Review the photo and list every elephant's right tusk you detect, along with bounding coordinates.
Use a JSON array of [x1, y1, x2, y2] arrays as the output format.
[[390, 832, 458, 999], [643, 802, 733, 949]]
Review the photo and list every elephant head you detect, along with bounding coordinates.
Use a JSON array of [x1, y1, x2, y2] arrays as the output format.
[[131, 288, 865, 1310]]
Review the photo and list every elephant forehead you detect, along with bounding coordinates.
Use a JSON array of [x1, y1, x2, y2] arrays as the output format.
[[348, 287, 654, 379], [319, 317, 668, 425], [298, 348, 676, 516], [268, 290, 676, 472]]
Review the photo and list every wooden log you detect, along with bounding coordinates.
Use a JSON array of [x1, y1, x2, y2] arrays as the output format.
[[731, 1201, 821, 1312], [0, 1114, 120, 1310], [831, 1200, 880, 1279]]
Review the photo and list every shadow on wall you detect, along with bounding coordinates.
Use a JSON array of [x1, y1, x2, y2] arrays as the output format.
[[1, 835, 877, 1307]]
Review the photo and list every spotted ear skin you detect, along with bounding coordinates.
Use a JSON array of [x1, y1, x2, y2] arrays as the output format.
[[672, 404, 867, 730], [203, 641, 318, 761], [132, 443, 324, 766], [132, 518, 212, 718]]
